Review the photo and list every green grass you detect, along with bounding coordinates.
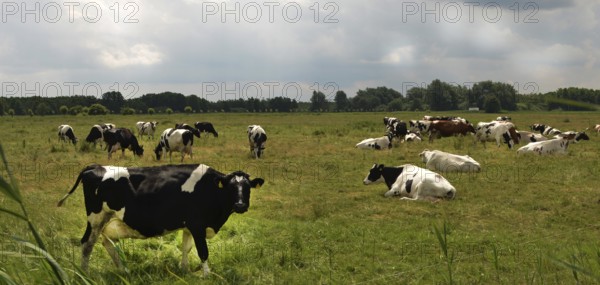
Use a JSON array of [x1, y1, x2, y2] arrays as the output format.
[[1, 111, 600, 284]]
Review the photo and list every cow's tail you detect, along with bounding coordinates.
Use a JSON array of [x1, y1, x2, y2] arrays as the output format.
[[57, 165, 96, 207]]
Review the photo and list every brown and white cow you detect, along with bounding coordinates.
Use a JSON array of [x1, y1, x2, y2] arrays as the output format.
[[428, 120, 476, 142]]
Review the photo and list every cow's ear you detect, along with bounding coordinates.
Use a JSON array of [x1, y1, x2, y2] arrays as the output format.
[[214, 177, 225, 189], [378, 164, 385, 170], [250, 178, 265, 189]]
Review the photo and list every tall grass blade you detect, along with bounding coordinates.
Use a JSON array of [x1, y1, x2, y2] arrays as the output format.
[[550, 257, 600, 282], [0, 269, 19, 285], [12, 237, 69, 283], [0, 207, 27, 221], [0, 145, 21, 202]]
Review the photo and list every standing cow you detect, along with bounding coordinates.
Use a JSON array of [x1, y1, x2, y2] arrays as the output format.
[[363, 163, 456, 201], [103, 128, 144, 159], [248, 125, 267, 159], [56, 164, 264, 275], [195, 122, 219, 137], [428, 120, 476, 142], [155, 128, 194, 162], [58, 125, 78, 145], [175, 123, 201, 138], [136, 121, 159, 139], [474, 121, 520, 149], [85, 123, 115, 149]]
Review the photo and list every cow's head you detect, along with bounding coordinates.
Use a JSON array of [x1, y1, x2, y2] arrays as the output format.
[[217, 171, 264, 213], [466, 123, 476, 134], [419, 150, 431, 163], [154, 144, 163, 160], [133, 145, 144, 157], [576, 132, 590, 142]]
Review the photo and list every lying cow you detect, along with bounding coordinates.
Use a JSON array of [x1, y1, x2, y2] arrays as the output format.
[[496, 116, 511, 121], [363, 163, 456, 201], [530, 123, 561, 136], [195, 122, 219, 137], [404, 131, 422, 142], [56, 164, 264, 276], [248, 125, 267, 159], [419, 149, 481, 173], [355, 133, 393, 150], [517, 137, 571, 155], [516, 130, 548, 143], [429, 120, 476, 142], [58, 125, 78, 145], [595, 124, 600, 135], [554, 131, 590, 143], [155, 128, 194, 162], [85, 123, 115, 148], [474, 121, 520, 149], [103, 128, 144, 159]]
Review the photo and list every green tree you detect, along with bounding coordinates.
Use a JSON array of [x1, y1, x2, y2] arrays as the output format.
[[184, 106, 193, 114], [121, 107, 136, 115], [88, 103, 109, 115], [334, 90, 350, 111], [387, 98, 403, 111], [484, 95, 501, 113], [35, 103, 52, 116], [310, 91, 328, 111], [147, 108, 155, 114], [100, 91, 124, 113], [59, 105, 68, 115], [166, 107, 173, 115], [69, 105, 83, 115], [8, 109, 15, 117]]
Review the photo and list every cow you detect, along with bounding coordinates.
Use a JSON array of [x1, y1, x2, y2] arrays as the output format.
[[383, 117, 399, 130], [428, 120, 476, 142], [517, 137, 572, 155], [175, 123, 201, 138], [103, 128, 144, 159], [516, 130, 548, 143], [363, 164, 456, 201], [595, 124, 600, 135], [136, 121, 159, 139], [355, 133, 393, 150], [404, 131, 422, 142], [496, 116, 511, 121], [554, 131, 590, 143], [423, 116, 467, 123], [474, 121, 520, 149], [85, 123, 115, 148], [155, 128, 194, 162], [58, 125, 78, 145], [248, 125, 267, 159], [530, 123, 561, 136], [56, 164, 265, 276], [194, 122, 219, 138], [419, 149, 481, 173], [408, 120, 432, 135], [389, 121, 408, 140]]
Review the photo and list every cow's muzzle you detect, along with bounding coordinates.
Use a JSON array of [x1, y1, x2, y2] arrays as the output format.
[[234, 202, 248, 213]]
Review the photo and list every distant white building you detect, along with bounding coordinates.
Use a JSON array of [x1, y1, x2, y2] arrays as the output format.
[[468, 107, 479, 111]]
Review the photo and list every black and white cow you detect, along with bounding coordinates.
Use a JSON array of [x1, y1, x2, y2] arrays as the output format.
[[363, 164, 456, 201], [85, 123, 115, 148], [58, 125, 78, 145], [474, 121, 520, 149], [103, 128, 144, 159], [404, 131, 423, 142], [56, 164, 264, 275], [175, 123, 201, 138], [530, 123, 562, 136], [383, 117, 399, 131], [195, 122, 219, 138], [355, 133, 393, 150], [554, 131, 590, 143], [389, 121, 408, 140], [495, 116, 511, 121], [136, 121, 159, 140], [155, 128, 194, 162], [517, 137, 571, 155], [247, 125, 267, 159], [419, 149, 481, 173], [516, 130, 548, 143], [408, 120, 432, 135]]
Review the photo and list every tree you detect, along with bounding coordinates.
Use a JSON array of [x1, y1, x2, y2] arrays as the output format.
[[334, 90, 350, 111], [101, 91, 125, 113], [310, 91, 328, 111], [121, 107, 136, 115], [69, 105, 83, 115], [387, 98, 403, 111], [147, 108, 155, 115], [35, 103, 52, 116], [88, 103, 109, 115], [59, 105, 68, 115], [184, 106, 193, 114], [484, 95, 501, 113], [8, 109, 15, 117], [166, 108, 173, 115]]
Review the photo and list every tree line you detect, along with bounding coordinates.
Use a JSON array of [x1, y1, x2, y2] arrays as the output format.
[[1, 80, 599, 116]]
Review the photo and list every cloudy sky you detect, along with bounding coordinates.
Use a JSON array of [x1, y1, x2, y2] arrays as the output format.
[[2, 0, 599, 101]]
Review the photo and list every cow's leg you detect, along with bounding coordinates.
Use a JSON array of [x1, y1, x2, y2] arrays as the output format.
[[107, 145, 113, 159], [101, 236, 125, 270], [81, 212, 112, 271], [188, 226, 210, 277], [180, 229, 194, 270]]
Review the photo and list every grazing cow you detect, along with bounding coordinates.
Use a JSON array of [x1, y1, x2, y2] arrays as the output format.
[[58, 125, 78, 145], [517, 137, 572, 155], [56, 164, 264, 275], [516, 130, 548, 143], [530, 123, 561, 136], [155, 128, 194, 162], [355, 133, 393, 150], [496, 116, 511, 121], [595, 124, 600, 135], [85, 123, 115, 148], [404, 131, 422, 142], [175, 123, 201, 138], [363, 164, 456, 201], [474, 121, 520, 149], [194, 122, 219, 137], [247, 125, 267, 159], [428, 120, 476, 142], [408, 120, 432, 135], [554, 131, 590, 143], [419, 149, 481, 173], [136, 121, 159, 139], [103, 128, 144, 159]]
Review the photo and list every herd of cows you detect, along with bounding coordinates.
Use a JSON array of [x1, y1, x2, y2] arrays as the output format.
[[52, 116, 599, 276], [359, 115, 599, 202]]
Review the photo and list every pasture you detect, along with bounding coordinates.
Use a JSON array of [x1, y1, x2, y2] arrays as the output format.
[[1, 111, 600, 284]]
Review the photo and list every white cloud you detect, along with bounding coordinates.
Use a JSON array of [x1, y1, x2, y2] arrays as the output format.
[[99, 44, 163, 68]]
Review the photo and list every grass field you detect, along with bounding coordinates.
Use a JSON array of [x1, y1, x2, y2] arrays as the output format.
[[1, 111, 600, 284]]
